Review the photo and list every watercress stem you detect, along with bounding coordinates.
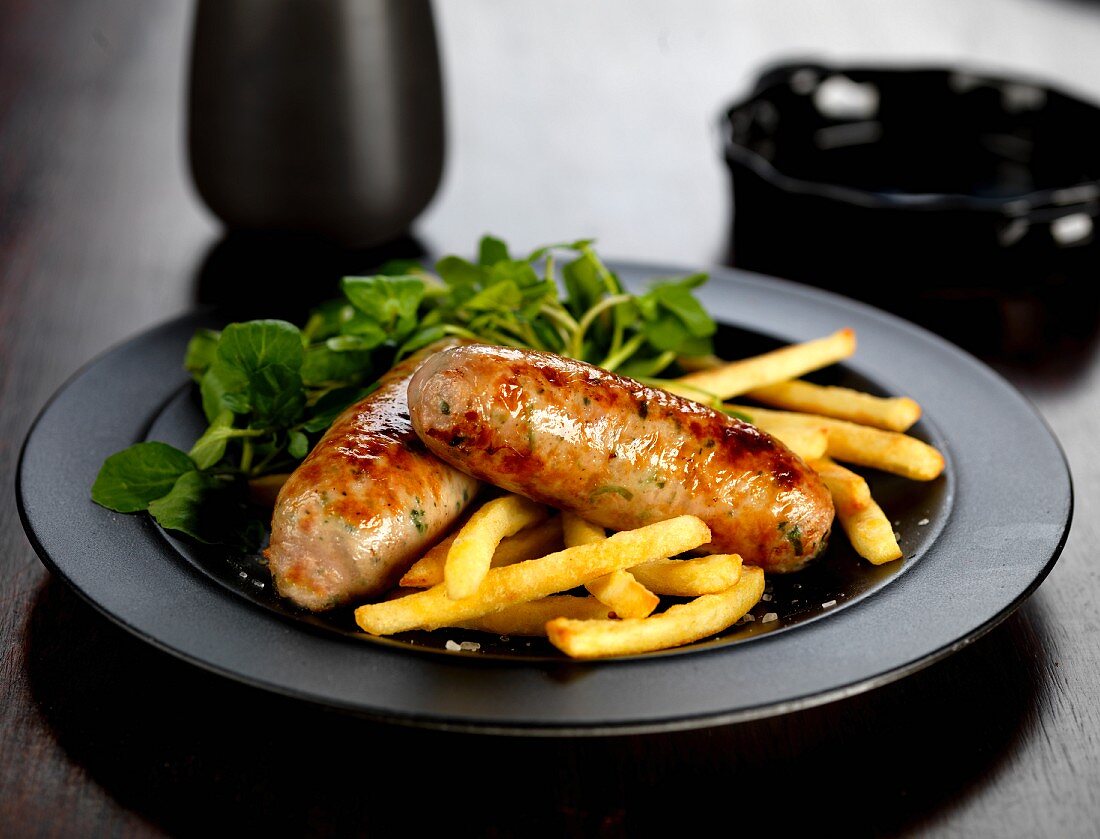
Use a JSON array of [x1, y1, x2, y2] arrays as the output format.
[[600, 332, 646, 372], [569, 293, 632, 359]]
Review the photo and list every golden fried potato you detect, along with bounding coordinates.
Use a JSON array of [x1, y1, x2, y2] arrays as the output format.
[[546, 566, 765, 658], [811, 457, 902, 564], [730, 404, 944, 480], [444, 495, 547, 600], [669, 329, 856, 401], [584, 570, 660, 619], [355, 515, 711, 635], [399, 517, 563, 588], [562, 512, 659, 619], [753, 421, 829, 461], [456, 596, 613, 636], [629, 553, 742, 597], [746, 379, 921, 432]]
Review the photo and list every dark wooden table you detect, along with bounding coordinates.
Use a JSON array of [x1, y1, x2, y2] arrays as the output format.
[[3, 2, 1098, 835]]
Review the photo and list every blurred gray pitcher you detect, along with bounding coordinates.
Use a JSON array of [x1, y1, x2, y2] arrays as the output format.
[[188, 0, 444, 247]]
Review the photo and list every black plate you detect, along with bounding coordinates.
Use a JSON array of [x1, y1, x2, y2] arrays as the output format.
[[17, 264, 1072, 734]]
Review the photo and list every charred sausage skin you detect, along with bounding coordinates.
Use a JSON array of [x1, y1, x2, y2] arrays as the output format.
[[265, 341, 479, 610], [408, 345, 834, 572]]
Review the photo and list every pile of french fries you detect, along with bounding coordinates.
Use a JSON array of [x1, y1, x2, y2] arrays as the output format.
[[356, 503, 762, 659], [355, 327, 945, 658], [666, 327, 943, 565]]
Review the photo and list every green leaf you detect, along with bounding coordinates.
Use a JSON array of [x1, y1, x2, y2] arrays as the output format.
[[463, 280, 523, 313], [255, 364, 307, 427], [217, 319, 305, 372], [187, 410, 236, 470], [521, 277, 559, 305], [435, 256, 484, 289], [148, 472, 264, 552], [199, 362, 245, 423], [302, 299, 355, 342], [633, 275, 716, 354], [640, 313, 713, 355], [327, 324, 386, 351], [302, 385, 372, 432], [301, 345, 372, 386], [184, 329, 220, 381], [288, 430, 310, 459], [648, 276, 714, 337], [216, 320, 306, 426], [530, 317, 565, 352], [488, 259, 541, 290], [377, 258, 425, 276], [562, 251, 606, 317], [397, 324, 449, 358], [642, 313, 690, 352], [672, 333, 714, 356], [147, 471, 216, 539], [341, 275, 425, 343], [478, 235, 510, 266], [654, 272, 708, 292], [92, 442, 196, 512]]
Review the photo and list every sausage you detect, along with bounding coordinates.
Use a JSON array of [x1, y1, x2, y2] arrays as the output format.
[[407, 345, 834, 572], [265, 341, 479, 610]]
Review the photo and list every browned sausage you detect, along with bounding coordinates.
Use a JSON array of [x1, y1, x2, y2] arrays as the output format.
[[407, 345, 834, 572], [265, 341, 479, 610]]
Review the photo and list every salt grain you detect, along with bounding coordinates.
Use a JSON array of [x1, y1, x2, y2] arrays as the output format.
[[445, 640, 461, 651], [821, 600, 837, 608], [761, 612, 778, 624], [918, 518, 930, 526], [737, 614, 756, 624], [761, 593, 773, 602], [459, 641, 481, 652]]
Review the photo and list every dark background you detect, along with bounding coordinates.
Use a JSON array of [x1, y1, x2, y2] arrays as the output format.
[[3, 1, 1099, 835]]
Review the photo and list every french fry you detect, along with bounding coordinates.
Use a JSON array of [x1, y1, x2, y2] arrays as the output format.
[[563, 512, 659, 619], [455, 596, 614, 635], [755, 422, 828, 461], [675, 353, 724, 373], [669, 329, 856, 401], [811, 458, 902, 564], [629, 554, 742, 596], [444, 495, 547, 600], [355, 515, 711, 635], [729, 404, 944, 481], [810, 457, 871, 511], [584, 570, 660, 619], [546, 566, 765, 659], [561, 513, 606, 549], [399, 517, 563, 588], [747, 380, 921, 432]]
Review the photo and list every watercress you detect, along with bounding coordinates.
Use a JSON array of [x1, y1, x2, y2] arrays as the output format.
[[91, 236, 718, 550]]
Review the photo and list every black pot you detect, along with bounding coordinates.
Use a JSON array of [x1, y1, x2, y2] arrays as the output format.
[[721, 62, 1100, 358]]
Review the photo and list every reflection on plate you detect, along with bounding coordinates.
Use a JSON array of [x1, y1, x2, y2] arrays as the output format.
[[17, 264, 1071, 733]]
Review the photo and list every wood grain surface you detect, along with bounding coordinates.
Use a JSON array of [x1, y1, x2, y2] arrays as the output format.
[[2, 1, 1098, 836]]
